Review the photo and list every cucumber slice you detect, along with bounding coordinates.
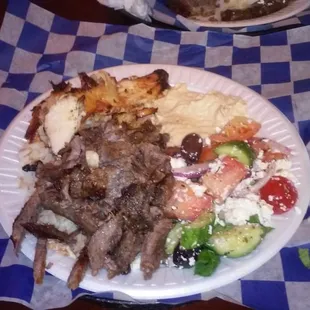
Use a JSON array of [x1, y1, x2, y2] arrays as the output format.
[[214, 141, 256, 167], [165, 223, 184, 255], [188, 211, 215, 229], [208, 224, 264, 258], [180, 211, 215, 250]]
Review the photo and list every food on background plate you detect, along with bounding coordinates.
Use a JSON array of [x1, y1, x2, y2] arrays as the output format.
[[12, 68, 299, 289], [166, 0, 291, 22]]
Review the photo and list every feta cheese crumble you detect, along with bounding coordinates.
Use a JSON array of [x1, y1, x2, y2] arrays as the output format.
[[189, 257, 196, 266], [214, 194, 274, 227], [204, 137, 211, 146], [86, 150, 99, 168], [274, 159, 298, 185], [253, 159, 269, 171], [170, 157, 187, 169], [188, 182, 207, 197], [209, 158, 224, 174]]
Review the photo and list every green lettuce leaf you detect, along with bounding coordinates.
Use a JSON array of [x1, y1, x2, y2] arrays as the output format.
[[248, 214, 260, 224], [194, 249, 220, 277]]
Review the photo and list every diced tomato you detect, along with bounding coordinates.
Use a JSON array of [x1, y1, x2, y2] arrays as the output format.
[[259, 176, 298, 214], [224, 116, 261, 139], [263, 151, 287, 162], [210, 117, 261, 144], [209, 133, 231, 144], [201, 156, 248, 203], [164, 181, 213, 221], [199, 146, 218, 163]]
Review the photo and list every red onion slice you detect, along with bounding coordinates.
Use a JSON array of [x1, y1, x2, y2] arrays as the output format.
[[264, 139, 291, 156], [250, 162, 277, 193], [172, 163, 211, 179]]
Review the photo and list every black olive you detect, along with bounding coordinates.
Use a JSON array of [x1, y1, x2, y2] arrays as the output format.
[[22, 163, 38, 172], [180, 133, 203, 165], [173, 244, 201, 269]]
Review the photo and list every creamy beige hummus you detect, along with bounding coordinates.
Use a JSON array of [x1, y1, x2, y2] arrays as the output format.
[[153, 84, 247, 147]]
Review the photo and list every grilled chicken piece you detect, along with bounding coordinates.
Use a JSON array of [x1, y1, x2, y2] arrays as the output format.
[[25, 87, 73, 143], [67, 247, 89, 290], [25, 70, 170, 142], [33, 237, 48, 284], [118, 69, 170, 106], [79, 72, 98, 90], [25, 105, 43, 143], [11, 190, 41, 253], [82, 71, 120, 115]]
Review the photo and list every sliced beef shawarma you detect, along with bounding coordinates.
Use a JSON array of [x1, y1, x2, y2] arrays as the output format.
[[116, 184, 155, 233], [23, 223, 72, 242], [60, 135, 85, 170], [96, 140, 136, 167], [77, 168, 107, 201], [149, 206, 164, 222], [127, 120, 169, 149], [33, 237, 48, 284], [40, 188, 105, 234], [23, 222, 87, 258], [108, 230, 144, 279], [100, 166, 144, 206], [152, 174, 175, 207], [131, 143, 171, 184], [36, 161, 63, 182], [35, 135, 85, 182], [11, 189, 41, 253], [68, 168, 88, 199], [88, 215, 123, 276], [140, 218, 173, 280], [67, 247, 89, 290]]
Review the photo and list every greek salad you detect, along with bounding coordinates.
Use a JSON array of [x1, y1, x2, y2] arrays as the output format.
[[164, 116, 299, 276]]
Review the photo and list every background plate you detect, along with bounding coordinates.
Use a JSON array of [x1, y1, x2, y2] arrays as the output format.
[[0, 64, 309, 300], [187, 0, 310, 28]]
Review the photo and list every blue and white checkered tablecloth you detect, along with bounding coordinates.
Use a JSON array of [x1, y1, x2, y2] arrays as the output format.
[[148, 0, 310, 33], [1, 0, 310, 309]]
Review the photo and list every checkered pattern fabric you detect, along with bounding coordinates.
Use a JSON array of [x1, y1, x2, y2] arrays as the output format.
[[0, 0, 310, 309], [149, 0, 310, 33]]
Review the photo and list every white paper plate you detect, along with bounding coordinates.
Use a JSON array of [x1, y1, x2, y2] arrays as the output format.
[[188, 0, 310, 28], [0, 64, 310, 300]]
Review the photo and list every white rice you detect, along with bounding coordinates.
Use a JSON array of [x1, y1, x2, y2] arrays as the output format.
[[19, 141, 54, 166], [38, 210, 78, 235], [18, 140, 54, 197]]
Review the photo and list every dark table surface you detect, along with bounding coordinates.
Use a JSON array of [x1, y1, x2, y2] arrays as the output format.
[[0, 0, 252, 309]]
